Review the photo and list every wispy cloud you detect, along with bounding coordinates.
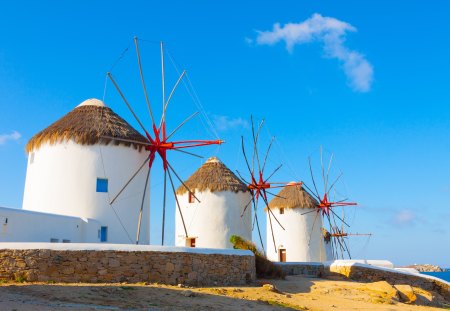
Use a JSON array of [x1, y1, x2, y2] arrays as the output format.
[[213, 115, 248, 132], [254, 13, 374, 92], [0, 131, 21, 145], [393, 209, 417, 226]]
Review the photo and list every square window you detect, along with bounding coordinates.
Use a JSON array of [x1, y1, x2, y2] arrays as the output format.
[[96, 178, 108, 193], [280, 208, 285, 215]]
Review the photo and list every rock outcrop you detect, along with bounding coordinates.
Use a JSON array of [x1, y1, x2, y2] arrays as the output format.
[[405, 264, 444, 272]]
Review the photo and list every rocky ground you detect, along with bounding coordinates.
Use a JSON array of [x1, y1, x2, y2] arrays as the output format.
[[0, 275, 449, 311]]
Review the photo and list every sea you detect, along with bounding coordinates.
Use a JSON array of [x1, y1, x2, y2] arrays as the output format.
[[421, 270, 450, 282]]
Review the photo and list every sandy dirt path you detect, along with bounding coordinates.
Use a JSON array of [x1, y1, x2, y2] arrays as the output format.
[[0, 276, 447, 310]]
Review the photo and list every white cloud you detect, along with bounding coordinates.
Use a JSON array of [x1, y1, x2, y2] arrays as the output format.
[[213, 115, 249, 132], [393, 209, 417, 226], [255, 13, 374, 92], [0, 131, 21, 145]]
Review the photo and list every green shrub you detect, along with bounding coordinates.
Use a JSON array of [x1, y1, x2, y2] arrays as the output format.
[[230, 235, 284, 279]]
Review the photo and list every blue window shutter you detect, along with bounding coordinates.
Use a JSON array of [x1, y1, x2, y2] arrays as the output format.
[[96, 178, 108, 193]]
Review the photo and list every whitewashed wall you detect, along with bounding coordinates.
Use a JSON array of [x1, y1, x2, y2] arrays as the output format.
[[22, 140, 150, 244], [175, 190, 252, 249], [0, 206, 100, 243], [266, 207, 333, 262]]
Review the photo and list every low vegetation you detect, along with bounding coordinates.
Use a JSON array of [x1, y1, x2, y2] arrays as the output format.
[[230, 235, 284, 279]]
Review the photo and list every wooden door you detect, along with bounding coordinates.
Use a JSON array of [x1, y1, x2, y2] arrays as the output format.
[[279, 249, 286, 262]]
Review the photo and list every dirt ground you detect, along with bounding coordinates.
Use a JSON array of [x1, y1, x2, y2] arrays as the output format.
[[0, 275, 448, 311]]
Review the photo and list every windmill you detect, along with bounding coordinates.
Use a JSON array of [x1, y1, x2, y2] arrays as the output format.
[[236, 116, 302, 254], [104, 37, 223, 245], [330, 226, 372, 259], [301, 147, 358, 259]]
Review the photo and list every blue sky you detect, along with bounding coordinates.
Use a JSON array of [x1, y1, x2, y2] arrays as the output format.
[[0, 1, 449, 267]]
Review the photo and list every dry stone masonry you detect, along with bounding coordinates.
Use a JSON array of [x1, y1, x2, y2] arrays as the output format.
[[0, 246, 255, 286]]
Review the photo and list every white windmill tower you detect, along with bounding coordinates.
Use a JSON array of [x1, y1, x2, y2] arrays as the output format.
[[174, 157, 252, 249], [22, 98, 150, 244], [266, 183, 333, 262]]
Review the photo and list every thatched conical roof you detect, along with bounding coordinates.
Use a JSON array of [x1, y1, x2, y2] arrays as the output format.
[[176, 157, 248, 194], [26, 98, 149, 153], [268, 183, 319, 210]]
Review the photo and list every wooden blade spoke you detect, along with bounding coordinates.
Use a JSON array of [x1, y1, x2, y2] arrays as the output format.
[[134, 37, 156, 127], [301, 209, 318, 216], [308, 211, 320, 246], [235, 170, 251, 185], [265, 190, 285, 200], [172, 148, 204, 159], [325, 153, 334, 193], [330, 208, 350, 228], [162, 70, 186, 127], [161, 170, 167, 245], [302, 183, 322, 202], [308, 157, 321, 200], [342, 238, 352, 259], [327, 172, 343, 197], [267, 205, 277, 253], [167, 168, 188, 237], [320, 146, 326, 194], [136, 166, 150, 244], [252, 196, 265, 254], [241, 136, 253, 176], [101, 136, 150, 146], [240, 196, 253, 217], [110, 155, 150, 205], [262, 195, 285, 230], [264, 164, 282, 183], [166, 111, 199, 141], [167, 162, 201, 203], [160, 41, 166, 130], [261, 137, 275, 174], [251, 116, 264, 174], [107, 72, 148, 134]]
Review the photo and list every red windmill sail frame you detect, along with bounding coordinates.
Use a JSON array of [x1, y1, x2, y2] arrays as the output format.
[[106, 37, 223, 245], [303, 148, 358, 259], [238, 116, 302, 254], [145, 123, 222, 171], [318, 192, 357, 217]]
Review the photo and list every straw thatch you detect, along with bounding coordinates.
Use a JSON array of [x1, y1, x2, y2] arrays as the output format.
[[26, 100, 148, 153], [176, 157, 248, 194], [267, 184, 319, 210]]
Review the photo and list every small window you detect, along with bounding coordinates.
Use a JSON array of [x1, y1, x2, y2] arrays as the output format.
[[100, 226, 108, 242], [188, 191, 195, 203], [279, 208, 285, 215], [186, 237, 196, 247], [29, 152, 35, 164], [50, 238, 59, 243], [96, 178, 108, 193], [62, 239, 71, 243]]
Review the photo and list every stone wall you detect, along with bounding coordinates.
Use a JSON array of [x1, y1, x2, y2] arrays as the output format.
[[0, 246, 255, 286], [325, 263, 450, 301], [275, 262, 324, 277]]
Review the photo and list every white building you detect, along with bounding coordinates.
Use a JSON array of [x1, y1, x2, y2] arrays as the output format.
[[266, 184, 333, 262], [1, 98, 150, 244], [174, 157, 252, 249]]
